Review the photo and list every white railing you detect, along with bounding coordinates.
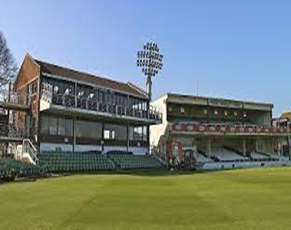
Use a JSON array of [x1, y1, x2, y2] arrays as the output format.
[[22, 139, 38, 164], [41, 82, 52, 104]]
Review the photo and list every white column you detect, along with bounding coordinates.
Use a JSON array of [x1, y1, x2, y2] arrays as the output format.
[[193, 138, 197, 153], [277, 139, 280, 155], [242, 138, 247, 156], [207, 138, 211, 157], [288, 136, 291, 157], [73, 116, 76, 153]]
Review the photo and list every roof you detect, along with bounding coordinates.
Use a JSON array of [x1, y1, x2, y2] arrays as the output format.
[[281, 111, 291, 119], [154, 92, 273, 111], [34, 58, 148, 99], [168, 93, 273, 105]]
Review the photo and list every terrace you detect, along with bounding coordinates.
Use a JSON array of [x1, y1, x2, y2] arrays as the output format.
[[40, 80, 162, 125], [170, 122, 291, 137]]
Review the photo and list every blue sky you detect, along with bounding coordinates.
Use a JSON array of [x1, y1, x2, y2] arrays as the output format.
[[0, 0, 290, 116]]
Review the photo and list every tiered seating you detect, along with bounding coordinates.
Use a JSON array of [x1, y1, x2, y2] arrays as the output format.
[[0, 163, 12, 181], [38, 152, 115, 173], [0, 158, 44, 181], [194, 151, 213, 163], [250, 151, 270, 161], [107, 151, 163, 170], [211, 148, 249, 162], [265, 153, 289, 161]]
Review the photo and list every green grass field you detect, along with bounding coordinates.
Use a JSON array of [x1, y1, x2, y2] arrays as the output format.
[[1, 168, 291, 230]]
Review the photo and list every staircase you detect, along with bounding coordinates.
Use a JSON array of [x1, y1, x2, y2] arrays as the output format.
[[16, 139, 38, 165], [150, 144, 166, 165]]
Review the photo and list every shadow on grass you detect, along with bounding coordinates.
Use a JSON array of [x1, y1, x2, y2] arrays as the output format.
[[52, 168, 209, 178], [1, 167, 241, 185]]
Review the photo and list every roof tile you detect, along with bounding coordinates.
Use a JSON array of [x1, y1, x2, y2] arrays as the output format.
[[35, 59, 148, 99]]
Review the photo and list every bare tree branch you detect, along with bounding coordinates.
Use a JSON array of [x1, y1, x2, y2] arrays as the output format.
[[0, 31, 17, 98]]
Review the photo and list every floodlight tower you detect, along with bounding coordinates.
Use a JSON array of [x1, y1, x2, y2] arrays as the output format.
[[137, 43, 163, 101]]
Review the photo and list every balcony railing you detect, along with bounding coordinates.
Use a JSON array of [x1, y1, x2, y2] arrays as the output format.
[[9, 92, 28, 105], [0, 91, 30, 110], [0, 123, 26, 139], [47, 93, 162, 122], [171, 123, 291, 135]]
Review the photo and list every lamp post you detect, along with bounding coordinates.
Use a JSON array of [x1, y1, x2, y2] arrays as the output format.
[[137, 42, 163, 101]]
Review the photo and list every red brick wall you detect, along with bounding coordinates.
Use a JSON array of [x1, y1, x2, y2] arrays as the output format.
[[14, 54, 41, 142]]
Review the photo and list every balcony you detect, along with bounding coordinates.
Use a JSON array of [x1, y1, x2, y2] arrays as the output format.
[[170, 123, 291, 137], [0, 92, 30, 111], [40, 91, 162, 124], [0, 123, 26, 142]]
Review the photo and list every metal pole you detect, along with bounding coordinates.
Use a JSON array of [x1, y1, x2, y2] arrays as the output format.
[[146, 75, 152, 102]]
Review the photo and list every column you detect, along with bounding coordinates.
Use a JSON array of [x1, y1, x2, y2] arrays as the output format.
[[147, 125, 150, 155], [207, 138, 211, 157], [126, 123, 129, 152], [255, 138, 258, 152], [242, 138, 246, 156], [73, 116, 76, 153], [277, 139, 280, 155], [101, 121, 104, 153], [193, 138, 197, 153], [288, 136, 291, 159]]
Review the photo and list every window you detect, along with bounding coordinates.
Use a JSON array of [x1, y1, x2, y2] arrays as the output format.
[[104, 124, 127, 140], [243, 112, 247, 118], [41, 115, 73, 136], [143, 126, 148, 141], [180, 107, 185, 113], [29, 81, 37, 95], [116, 93, 126, 107], [129, 97, 148, 112], [52, 79, 75, 95], [134, 127, 143, 141], [88, 93, 95, 99], [77, 84, 93, 99], [58, 118, 73, 136], [105, 90, 112, 104], [49, 117, 58, 135], [32, 82, 37, 94], [58, 118, 66, 136], [76, 120, 102, 139], [40, 116, 49, 135], [203, 109, 208, 114], [129, 126, 134, 141], [214, 110, 218, 115], [130, 126, 148, 141], [234, 111, 238, 117], [77, 91, 84, 97], [168, 106, 172, 112], [54, 86, 59, 94], [64, 88, 72, 95], [224, 110, 228, 116], [65, 119, 73, 136], [104, 130, 110, 139], [142, 102, 148, 111], [97, 90, 104, 103]]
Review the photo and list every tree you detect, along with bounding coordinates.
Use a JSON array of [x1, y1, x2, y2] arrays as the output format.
[[0, 31, 17, 99]]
